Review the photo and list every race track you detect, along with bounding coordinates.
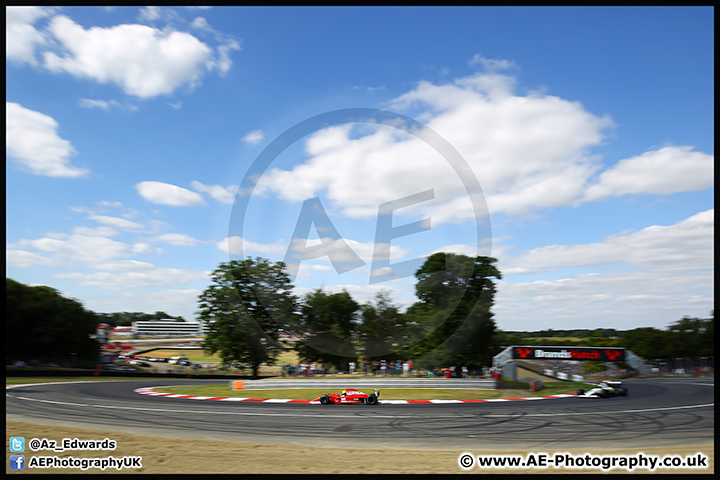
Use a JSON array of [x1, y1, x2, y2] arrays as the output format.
[[6, 378, 714, 451]]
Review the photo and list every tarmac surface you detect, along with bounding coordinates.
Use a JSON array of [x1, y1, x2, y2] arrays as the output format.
[[6, 377, 714, 451]]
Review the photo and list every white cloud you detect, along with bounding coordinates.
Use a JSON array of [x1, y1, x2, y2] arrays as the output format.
[[88, 214, 144, 231], [96, 200, 123, 208], [352, 85, 386, 92], [286, 238, 409, 264], [85, 288, 203, 321], [190, 180, 237, 204], [369, 266, 394, 278], [6, 6, 241, 89], [250, 69, 713, 224], [293, 263, 334, 278], [72, 225, 119, 237], [469, 53, 518, 72], [252, 71, 615, 222], [495, 210, 714, 330], [219, 236, 287, 256], [426, 243, 482, 258], [396, 75, 614, 215], [6, 249, 53, 269], [40, 14, 218, 98], [131, 243, 160, 254], [241, 130, 264, 145], [94, 260, 156, 272], [53, 267, 210, 290], [495, 270, 713, 331], [152, 233, 204, 247], [147, 8, 242, 77], [218, 235, 409, 267], [501, 209, 713, 275], [136, 181, 206, 206], [5, 6, 51, 64], [213, 37, 241, 75], [79, 98, 138, 112], [6, 102, 88, 178], [584, 146, 714, 201], [191, 16, 211, 30], [253, 123, 470, 223], [138, 6, 162, 22], [8, 234, 132, 268], [79, 98, 114, 110]]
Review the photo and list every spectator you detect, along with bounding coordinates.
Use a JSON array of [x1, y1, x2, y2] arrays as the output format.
[[349, 361, 356, 375]]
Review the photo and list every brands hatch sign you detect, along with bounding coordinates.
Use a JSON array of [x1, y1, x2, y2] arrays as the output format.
[[511, 346, 626, 362]]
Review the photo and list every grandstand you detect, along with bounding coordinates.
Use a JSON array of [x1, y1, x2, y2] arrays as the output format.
[[131, 319, 207, 337]]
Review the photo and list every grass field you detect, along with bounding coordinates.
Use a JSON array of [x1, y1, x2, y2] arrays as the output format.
[[521, 337, 586, 343], [131, 347, 298, 362], [151, 383, 584, 400], [118, 347, 299, 375], [134, 348, 222, 362], [6, 376, 585, 399]]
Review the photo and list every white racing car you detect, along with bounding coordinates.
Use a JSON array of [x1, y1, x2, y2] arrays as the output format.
[[576, 380, 628, 398]]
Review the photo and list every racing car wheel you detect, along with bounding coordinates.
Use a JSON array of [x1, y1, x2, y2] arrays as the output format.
[[366, 394, 378, 405], [320, 395, 331, 405]]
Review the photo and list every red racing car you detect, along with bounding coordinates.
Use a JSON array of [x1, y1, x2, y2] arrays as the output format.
[[315, 388, 380, 405]]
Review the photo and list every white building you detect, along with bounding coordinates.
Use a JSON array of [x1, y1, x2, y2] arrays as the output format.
[[131, 319, 206, 337]]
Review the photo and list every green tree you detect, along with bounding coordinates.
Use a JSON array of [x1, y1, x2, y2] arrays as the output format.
[[97, 311, 185, 325], [293, 289, 359, 369], [6, 278, 100, 364], [359, 289, 407, 360], [618, 327, 672, 359], [493, 331, 526, 348], [619, 314, 714, 361], [405, 253, 502, 369], [666, 316, 707, 358], [198, 258, 296, 375], [584, 331, 620, 347], [699, 312, 714, 357]]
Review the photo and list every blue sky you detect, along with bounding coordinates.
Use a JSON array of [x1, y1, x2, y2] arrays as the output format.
[[6, 6, 714, 332]]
